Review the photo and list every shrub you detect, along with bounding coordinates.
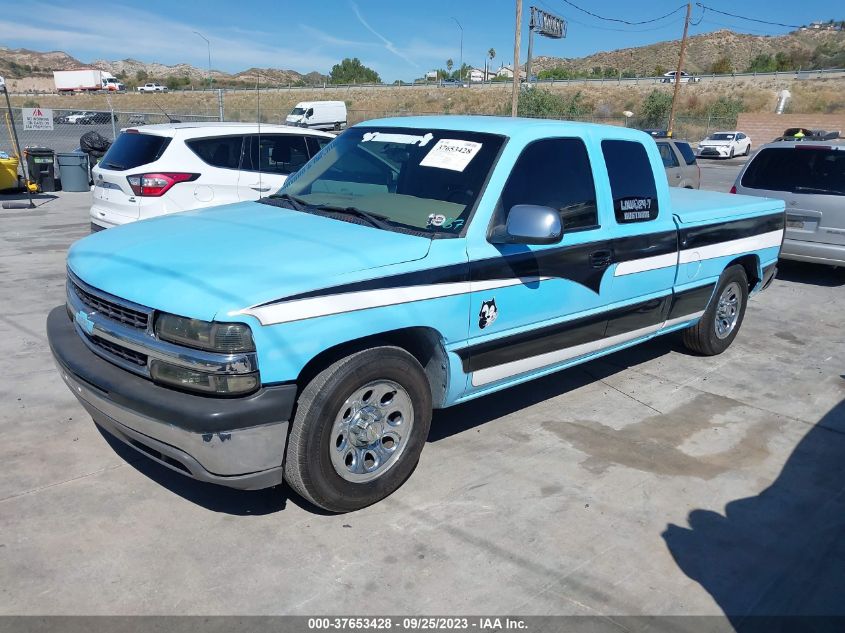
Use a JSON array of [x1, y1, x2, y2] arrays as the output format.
[[639, 89, 673, 127]]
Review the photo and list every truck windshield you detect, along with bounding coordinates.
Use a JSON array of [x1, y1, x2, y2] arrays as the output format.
[[268, 126, 505, 235], [707, 134, 735, 140], [291, 108, 306, 115]]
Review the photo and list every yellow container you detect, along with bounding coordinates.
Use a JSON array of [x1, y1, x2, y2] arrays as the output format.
[[0, 156, 20, 191]]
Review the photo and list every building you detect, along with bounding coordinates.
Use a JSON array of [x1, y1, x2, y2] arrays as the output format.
[[496, 64, 526, 80], [469, 67, 496, 82]]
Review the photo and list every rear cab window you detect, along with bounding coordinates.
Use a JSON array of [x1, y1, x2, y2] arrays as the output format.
[[741, 146, 845, 196], [674, 141, 697, 166], [99, 132, 171, 171], [601, 139, 660, 223]]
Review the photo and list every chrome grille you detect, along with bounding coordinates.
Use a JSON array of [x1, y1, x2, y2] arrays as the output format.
[[72, 281, 149, 330], [91, 337, 148, 366]]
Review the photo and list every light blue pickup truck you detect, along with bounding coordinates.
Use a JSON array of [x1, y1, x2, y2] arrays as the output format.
[[48, 117, 785, 512]]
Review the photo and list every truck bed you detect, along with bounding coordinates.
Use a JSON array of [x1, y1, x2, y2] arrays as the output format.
[[670, 188, 783, 226]]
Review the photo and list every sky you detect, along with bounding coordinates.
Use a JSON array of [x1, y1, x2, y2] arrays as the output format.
[[0, 1, 840, 81]]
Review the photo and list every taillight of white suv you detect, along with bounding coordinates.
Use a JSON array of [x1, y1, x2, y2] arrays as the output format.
[[127, 172, 199, 197]]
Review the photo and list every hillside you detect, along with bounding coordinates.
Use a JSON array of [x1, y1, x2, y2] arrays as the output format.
[[0, 46, 323, 89], [532, 28, 845, 76]]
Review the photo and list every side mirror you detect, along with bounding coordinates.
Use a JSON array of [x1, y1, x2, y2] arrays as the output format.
[[490, 205, 562, 245]]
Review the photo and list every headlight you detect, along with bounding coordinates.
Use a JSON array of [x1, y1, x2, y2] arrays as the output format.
[[150, 360, 259, 395], [155, 314, 255, 353]]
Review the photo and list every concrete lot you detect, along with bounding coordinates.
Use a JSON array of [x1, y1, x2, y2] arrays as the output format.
[[1, 165, 843, 618]]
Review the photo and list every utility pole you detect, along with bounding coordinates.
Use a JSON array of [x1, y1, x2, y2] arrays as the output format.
[[193, 31, 212, 91], [511, 0, 523, 117], [667, 2, 692, 137], [451, 18, 463, 82]]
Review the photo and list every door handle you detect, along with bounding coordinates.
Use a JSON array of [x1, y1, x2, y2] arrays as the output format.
[[590, 249, 613, 269]]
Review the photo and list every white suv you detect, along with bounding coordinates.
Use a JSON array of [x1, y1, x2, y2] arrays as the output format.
[[90, 123, 334, 231]]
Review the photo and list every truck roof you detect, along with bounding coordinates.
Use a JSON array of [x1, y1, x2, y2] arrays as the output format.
[[359, 115, 655, 144]]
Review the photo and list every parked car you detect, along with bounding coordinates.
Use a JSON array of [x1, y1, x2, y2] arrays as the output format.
[[772, 128, 840, 142], [285, 101, 347, 131], [661, 71, 700, 83], [733, 139, 844, 266], [51, 117, 785, 511], [90, 122, 334, 231], [57, 111, 96, 125], [77, 111, 117, 125], [137, 83, 168, 93], [656, 139, 700, 188], [697, 131, 752, 159]]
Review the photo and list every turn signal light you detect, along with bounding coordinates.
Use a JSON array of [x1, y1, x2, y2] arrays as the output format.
[[127, 172, 199, 197]]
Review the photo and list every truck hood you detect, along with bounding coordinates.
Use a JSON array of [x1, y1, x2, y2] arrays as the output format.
[[68, 202, 432, 322]]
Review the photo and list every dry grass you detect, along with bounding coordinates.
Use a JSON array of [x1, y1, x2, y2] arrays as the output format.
[[11, 76, 844, 122]]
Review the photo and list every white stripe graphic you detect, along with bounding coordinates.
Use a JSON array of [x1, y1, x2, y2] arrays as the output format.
[[678, 229, 783, 264], [240, 277, 549, 325], [615, 252, 679, 276], [471, 310, 705, 387]]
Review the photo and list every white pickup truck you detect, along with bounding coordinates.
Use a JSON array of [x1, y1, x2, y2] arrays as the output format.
[[137, 83, 168, 93]]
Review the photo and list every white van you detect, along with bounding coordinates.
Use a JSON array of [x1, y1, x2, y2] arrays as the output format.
[[285, 101, 347, 131]]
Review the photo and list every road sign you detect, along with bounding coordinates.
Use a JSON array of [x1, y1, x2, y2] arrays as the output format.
[[23, 107, 54, 131], [531, 7, 566, 39]]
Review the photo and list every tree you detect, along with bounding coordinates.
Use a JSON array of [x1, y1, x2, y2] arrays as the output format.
[[653, 64, 667, 77], [639, 89, 673, 127], [446, 59, 454, 73], [136, 69, 149, 83], [710, 56, 733, 74], [488, 48, 496, 62], [329, 57, 380, 84]]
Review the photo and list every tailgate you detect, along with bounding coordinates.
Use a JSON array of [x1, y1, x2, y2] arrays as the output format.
[[92, 165, 139, 219]]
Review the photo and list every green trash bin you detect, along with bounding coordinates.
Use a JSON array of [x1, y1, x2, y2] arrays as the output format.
[[57, 152, 90, 192]]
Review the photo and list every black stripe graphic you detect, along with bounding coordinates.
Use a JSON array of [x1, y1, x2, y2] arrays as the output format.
[[667, 283, 716, 319], [254, 212, 780, 310], [457, 296, 670, 373], [457, 283, 714, 375], [259, 231, 677, 307], [679, 212, 784, 250]]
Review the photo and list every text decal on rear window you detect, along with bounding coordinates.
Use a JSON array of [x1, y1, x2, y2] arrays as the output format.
[[616, 196, 657, 223]]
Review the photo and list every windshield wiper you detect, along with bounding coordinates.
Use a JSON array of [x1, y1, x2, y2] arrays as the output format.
[[793, 186, 843, 196], [312, 204, 393, 230], [267, 192, 310, 211], [101, 161, 125, 170]]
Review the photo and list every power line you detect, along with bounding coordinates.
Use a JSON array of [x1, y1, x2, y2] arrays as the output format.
[[694, 3, 801, 29], [557, 0, 687, 25]]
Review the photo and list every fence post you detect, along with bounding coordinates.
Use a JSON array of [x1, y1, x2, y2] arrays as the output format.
[[217, 89, 224, 122]]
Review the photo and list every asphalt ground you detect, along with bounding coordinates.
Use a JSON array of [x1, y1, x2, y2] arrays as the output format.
[[1, 161, 843, 621]]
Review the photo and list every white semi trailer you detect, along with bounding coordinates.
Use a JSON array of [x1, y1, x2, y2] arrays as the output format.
[[53, 70, 125, 93]]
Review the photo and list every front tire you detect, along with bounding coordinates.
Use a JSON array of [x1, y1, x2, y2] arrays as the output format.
[[682, 265, 748, 356], [729, 147, 735, 159], [284, 346, 432, 512], [744, 143, 751, 156]]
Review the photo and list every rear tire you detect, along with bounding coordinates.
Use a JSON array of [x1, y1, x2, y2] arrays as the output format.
[[682, 265, 748, 356], [284, 346, 432, 513]]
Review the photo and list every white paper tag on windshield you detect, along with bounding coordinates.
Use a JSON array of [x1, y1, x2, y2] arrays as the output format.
[[420, 139, 482, 172]]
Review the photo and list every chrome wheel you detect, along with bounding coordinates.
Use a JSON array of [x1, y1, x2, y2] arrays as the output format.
[[329, 380, 414, 483], [715, 281, 742, 339]]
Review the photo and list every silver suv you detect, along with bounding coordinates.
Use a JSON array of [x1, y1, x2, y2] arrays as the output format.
[[734, 140, 844, 266]]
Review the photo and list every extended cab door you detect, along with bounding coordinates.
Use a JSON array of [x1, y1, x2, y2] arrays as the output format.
[[238, 134, 311, 199], [462, 137, 616, 389], [598, 138, 678, 331]]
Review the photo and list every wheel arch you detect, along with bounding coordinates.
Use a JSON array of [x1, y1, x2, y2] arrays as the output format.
[[726, 254, 761, 290], [295, 326, 450, 408]]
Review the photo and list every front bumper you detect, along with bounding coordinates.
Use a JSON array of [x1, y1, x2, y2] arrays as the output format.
[[697, 146, 730, 157], [47, 306, 296, 490]]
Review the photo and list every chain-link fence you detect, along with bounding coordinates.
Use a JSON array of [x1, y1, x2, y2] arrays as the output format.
[[0, 89, 741, 191]]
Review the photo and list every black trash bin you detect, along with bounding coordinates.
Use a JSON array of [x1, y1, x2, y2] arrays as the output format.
[[24, 147, 57, 193]]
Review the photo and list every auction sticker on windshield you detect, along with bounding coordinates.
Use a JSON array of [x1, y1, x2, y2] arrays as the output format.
[[420, 139, 482, 172]]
